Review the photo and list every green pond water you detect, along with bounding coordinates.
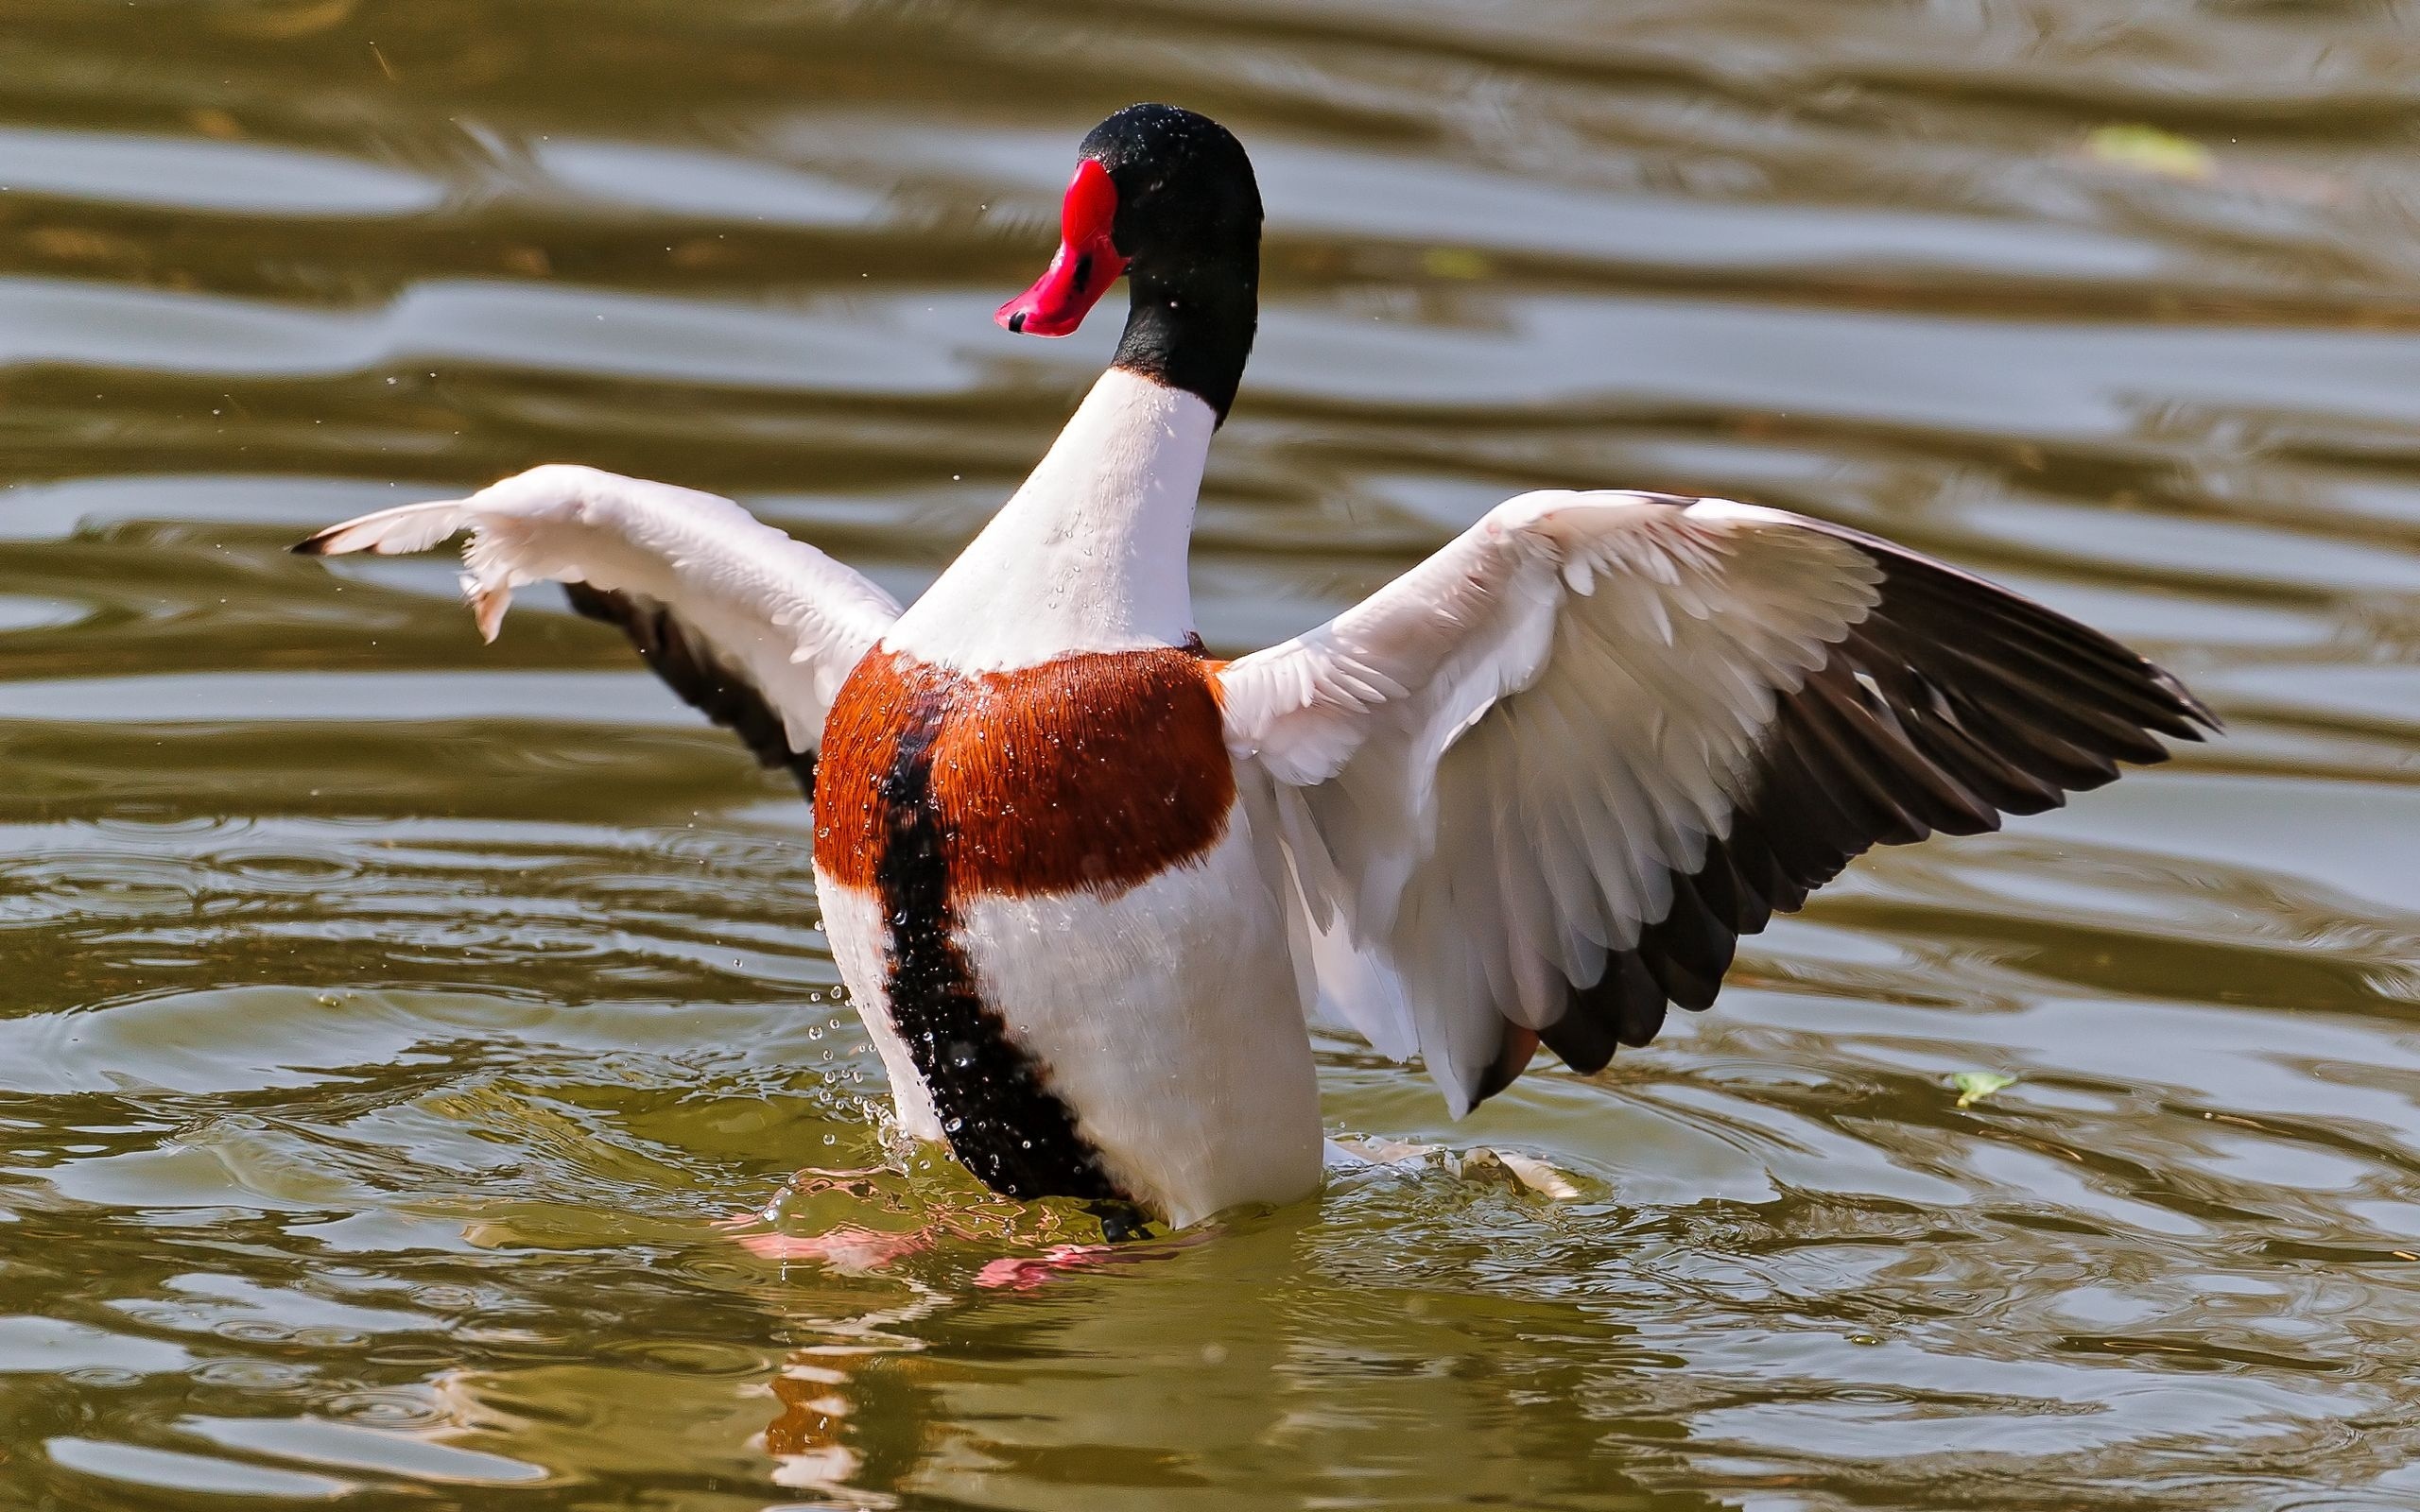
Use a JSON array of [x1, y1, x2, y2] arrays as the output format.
[[5, 2, 2420, 1507]]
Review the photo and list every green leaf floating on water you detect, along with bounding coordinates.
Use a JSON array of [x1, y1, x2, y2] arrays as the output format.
[[1952, 1071, 2017, 1108], [1420, 247, 1492, 280], [2084, 124, 2216, 181]]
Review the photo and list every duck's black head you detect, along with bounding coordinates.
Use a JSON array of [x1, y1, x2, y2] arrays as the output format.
[[996, 103, 1262, 424]]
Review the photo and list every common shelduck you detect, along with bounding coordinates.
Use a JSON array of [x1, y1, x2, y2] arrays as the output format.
[[297, 104, 2216, 1230]]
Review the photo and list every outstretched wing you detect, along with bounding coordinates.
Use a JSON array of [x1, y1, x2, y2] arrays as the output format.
[[1219, 490, 2216, 1113], [296, 464, 902, 797]]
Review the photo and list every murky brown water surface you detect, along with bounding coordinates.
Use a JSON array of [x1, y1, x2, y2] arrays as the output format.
[[5, 2, 2420, 1507]]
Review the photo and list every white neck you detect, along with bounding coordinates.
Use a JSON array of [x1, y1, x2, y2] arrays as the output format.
[[888, 368, 1215, 672]]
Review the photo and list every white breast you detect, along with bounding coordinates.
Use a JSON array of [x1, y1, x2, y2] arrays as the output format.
[[954, 812, 1322, 1228], [818, 801, 1322, 1228]]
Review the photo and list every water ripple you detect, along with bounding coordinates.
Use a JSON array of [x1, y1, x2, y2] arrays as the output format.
[[5, 1, 2419, 1506]]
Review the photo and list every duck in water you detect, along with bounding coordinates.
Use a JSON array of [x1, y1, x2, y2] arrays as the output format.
[[297, 104, 2215, 1230]]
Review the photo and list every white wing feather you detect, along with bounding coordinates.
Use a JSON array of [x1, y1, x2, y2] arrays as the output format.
[[298, 464, 901, 758]]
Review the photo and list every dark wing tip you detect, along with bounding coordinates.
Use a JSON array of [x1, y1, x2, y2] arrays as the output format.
[[1471, 1026, 1541, 1105], [1524, 521, 2221, 1077], [290, 531, 336, 557], [2154, 664, 2223, 739]]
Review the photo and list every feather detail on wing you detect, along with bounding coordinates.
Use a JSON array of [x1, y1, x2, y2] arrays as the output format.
[[295, 464, 902, 793], [1219, 490, 2217, 1113]]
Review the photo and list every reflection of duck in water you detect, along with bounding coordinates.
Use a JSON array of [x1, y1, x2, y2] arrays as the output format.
[[297, 104, 2215, 1231], [424, 1208, 1712, 1509]]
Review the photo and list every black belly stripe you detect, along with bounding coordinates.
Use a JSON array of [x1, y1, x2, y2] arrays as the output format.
[[873, 689, 1128, 1203]]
